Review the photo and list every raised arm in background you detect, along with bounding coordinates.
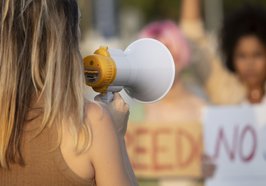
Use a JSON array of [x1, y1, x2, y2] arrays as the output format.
[[180, 0, 246, 105]]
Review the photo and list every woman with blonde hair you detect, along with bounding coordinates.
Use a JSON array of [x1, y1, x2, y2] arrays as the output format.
[[0, 0, 137, 185]]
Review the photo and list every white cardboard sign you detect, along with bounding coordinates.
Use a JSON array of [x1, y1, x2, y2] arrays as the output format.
[[203, 105, 266, 186]]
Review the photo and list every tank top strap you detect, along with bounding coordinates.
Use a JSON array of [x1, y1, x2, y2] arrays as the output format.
[[47, 122, 96, 186], [52, 145, 96, 186]]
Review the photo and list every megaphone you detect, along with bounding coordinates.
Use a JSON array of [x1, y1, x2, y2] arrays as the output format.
[[83, 38, 175, 103]]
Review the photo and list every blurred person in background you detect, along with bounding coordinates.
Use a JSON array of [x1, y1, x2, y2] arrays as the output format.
[[130, 20, 215, 186], [139, 21, 204, 125], [0, 0, 137, 185], [180, 0, 266, 105]]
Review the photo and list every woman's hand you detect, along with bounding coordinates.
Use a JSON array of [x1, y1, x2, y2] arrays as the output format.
[[201, 154, 216, 179], [95, 93, 130, 136]]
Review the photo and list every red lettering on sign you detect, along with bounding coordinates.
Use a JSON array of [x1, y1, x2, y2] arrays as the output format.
[[152, 129, 173, 171], [176, 129, 198, 168], [213, 125, 257, 162], [133, 128, 149, 170], [239, 125, 257, 162], [213, 126, 238, 160]]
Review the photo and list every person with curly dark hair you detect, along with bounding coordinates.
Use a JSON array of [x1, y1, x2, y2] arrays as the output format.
[[181, 1, 266, 105], [220, 4, 266, 104]]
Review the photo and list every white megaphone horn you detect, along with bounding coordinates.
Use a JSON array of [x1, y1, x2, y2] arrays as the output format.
[[83, 38, 175, 103]]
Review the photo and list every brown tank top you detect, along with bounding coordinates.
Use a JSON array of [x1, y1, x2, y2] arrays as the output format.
[[0, 110, 96, 186]]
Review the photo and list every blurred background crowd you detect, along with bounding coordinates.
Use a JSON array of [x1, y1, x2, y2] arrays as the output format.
[[77, 0, 266, 186]]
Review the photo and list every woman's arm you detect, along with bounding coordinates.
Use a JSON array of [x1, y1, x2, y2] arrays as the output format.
[[180, 0, 246, 104], [181, 0, 201, 22], [87, 103, 137, 186], [118, 135, 138, 186], [180, 0, 205, 40]]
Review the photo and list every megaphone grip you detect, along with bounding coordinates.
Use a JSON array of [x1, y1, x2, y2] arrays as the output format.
[[99, 92, 115, 103]]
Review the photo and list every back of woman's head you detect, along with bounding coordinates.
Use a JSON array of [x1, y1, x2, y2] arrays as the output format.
[[0, 0, 90, 168]]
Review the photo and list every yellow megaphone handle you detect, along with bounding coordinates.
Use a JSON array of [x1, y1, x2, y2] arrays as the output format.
[[94, 47, 111, 57], [83, 47, 117, 94]]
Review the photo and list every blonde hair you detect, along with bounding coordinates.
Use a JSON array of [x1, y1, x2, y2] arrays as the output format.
[[0, 0, 91, 168]]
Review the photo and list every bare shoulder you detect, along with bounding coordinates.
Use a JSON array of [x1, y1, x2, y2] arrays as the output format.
[[83, 101, 119, 156], [84, 101, 113, 130]]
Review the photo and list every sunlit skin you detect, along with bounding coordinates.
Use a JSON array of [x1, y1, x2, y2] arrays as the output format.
[[233, 35, 266, 104]]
